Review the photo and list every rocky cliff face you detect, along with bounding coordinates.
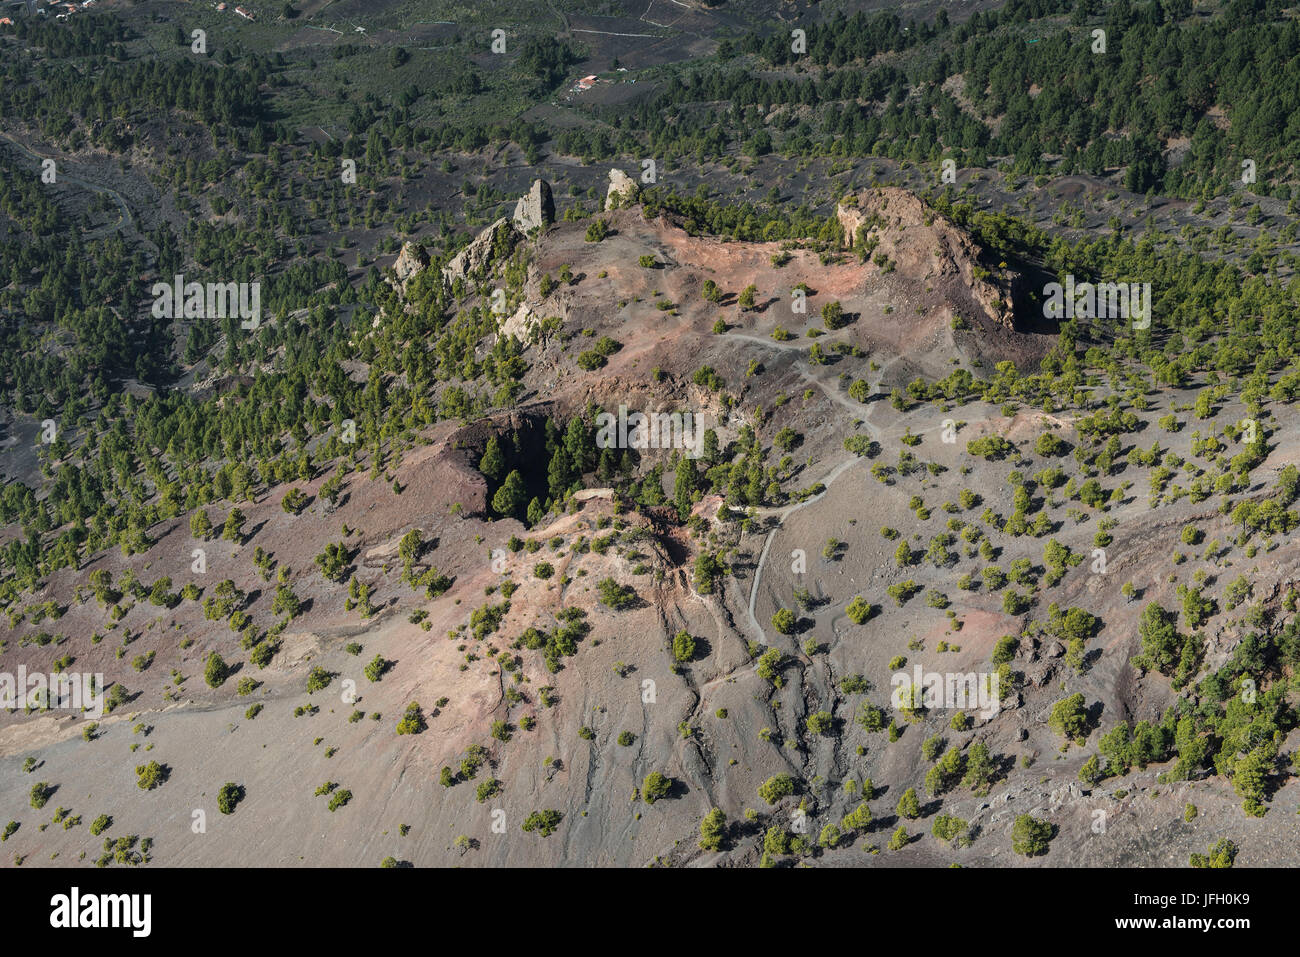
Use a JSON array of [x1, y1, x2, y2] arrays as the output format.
[[836, 201, 868, 250], [513, 178, 555, 234], [604, 168, 639, 211], [837, 187, 1019, 330], [390, 181, 550, 294], [500, 300, 538, 341], [392, 241, 429, 291], [444, 217, 518, 285]]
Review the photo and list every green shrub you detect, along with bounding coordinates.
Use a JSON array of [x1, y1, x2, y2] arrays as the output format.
[[757, 774, 796, 805], [217, 783, 244, 815], [642, 771, 673, 804], [522, 809, 563, 836], [204, 652, 229, 689], [1011, 814, 1053, 856]]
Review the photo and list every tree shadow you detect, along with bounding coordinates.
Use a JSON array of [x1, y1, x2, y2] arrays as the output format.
[[1085, 699, 1106, 734]]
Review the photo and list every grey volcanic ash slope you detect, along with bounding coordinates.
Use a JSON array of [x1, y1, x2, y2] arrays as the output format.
[[2, 184, 1296, 868]]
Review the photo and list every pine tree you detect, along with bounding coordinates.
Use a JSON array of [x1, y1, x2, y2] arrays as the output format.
[[564, 417, 592, 474], [1078, 754, 1102, 786], [597, 447, 616, 481], [527, 497, 545, 527], [547, 446, 571, 500], [699, 808, 726, 851], [190, 509, 213, 540], [221, 508, 245, 543], [492, 470, 527, 518], [962, 741, 995, 792], [841, 801, 872, 831], [479, 436, 505, 482], [204, 652, 229, 689], [674, 457, 697, 519], [896, 787, 920, 819], [702, 429, 719, 463]]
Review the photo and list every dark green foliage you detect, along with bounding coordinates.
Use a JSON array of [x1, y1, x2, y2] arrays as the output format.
[[1049, 693, 1090, 744], [396, 702, 426, 735], [1011, 814, 1053, 857], [521, 809, 563, 836], [758, 774, 796, 805], [596, 577, 637, 610], [1191, 839, 1237, 868], [204, 652, 229, 689], [641, 771, 672, 804], [216, 783, 244, 815], [699, 808, 727, 850]]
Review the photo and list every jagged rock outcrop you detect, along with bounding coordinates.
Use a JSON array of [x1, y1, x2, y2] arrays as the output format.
[[443, 217, 517, 285], [836, 186, 1019, 330], [513, 179, 555, 234], [604, 168, 639, 210], [392, 241, 429, 289], [836, 201, 868, 249], [500, 301, 537, 340]]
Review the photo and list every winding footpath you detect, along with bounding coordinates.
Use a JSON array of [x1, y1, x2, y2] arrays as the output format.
[[0, 131, 137, 241], [719, 330, 907, 647]]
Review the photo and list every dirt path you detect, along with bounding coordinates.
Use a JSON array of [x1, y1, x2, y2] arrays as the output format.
[[722, 450, 866, 656], [546, 0, 570, 34], [716, 329, 919, 649], [0, 131, 138, 241], [726, 332, 885, 437]]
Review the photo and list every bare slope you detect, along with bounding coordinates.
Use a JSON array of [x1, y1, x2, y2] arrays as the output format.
[[3, 186, 1291, 869]]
